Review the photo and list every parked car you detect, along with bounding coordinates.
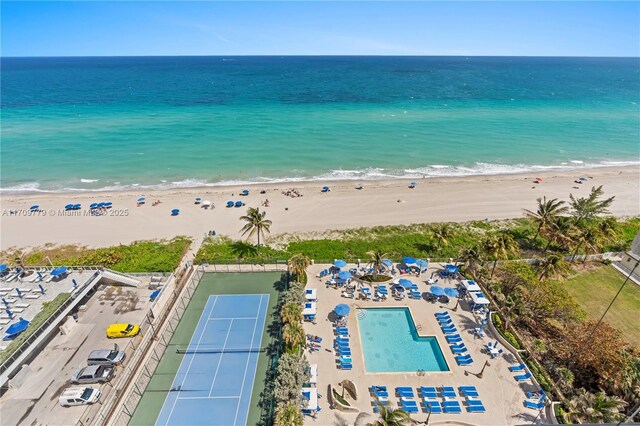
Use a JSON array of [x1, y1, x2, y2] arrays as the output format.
[[87, 349, 126, 366], [106, 323, 140, 339], [70, 365, 115, 384], [58, 387, 101, 407]]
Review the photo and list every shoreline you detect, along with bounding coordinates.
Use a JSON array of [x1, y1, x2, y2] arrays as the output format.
[[1, 165, 638, 250]]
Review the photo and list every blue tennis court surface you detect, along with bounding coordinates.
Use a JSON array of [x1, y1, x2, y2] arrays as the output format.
[[156, 294, 270, 426]]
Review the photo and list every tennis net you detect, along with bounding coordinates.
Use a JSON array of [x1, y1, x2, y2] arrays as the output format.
[[175, 347, 266, 354]]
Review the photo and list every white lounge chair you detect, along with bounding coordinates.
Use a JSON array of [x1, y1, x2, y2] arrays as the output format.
[[25, 294, 41, 300], [14, 303, 30, 309]]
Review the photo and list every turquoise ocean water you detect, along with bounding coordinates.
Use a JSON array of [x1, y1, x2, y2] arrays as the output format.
[[1, 56, 638, 193]]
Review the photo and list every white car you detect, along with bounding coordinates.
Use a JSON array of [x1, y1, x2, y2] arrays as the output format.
[[58, 387, 101, 407]]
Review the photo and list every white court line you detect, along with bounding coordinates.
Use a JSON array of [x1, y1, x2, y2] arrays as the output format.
[[208, 317, 258, 321], [177, 396, 241, 400], [162, 296, 219, 426], [207, 318, 235, 397], [233, 294, 266, 426]]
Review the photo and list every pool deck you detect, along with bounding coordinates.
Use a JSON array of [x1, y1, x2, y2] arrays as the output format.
[[302, 263, 547, 426]]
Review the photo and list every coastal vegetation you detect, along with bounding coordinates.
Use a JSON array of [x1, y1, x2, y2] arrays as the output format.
[[0, 237, 191, 273], [368, 404, 412, 426]]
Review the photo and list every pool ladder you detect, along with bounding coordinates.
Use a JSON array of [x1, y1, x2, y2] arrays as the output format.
[[355, 304, 367, 319]]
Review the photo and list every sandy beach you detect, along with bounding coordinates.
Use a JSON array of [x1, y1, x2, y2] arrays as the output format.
[[1, 166, 638, 251]]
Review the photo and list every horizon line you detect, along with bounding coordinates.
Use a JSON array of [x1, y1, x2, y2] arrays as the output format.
[[2, 54, 639, 59]]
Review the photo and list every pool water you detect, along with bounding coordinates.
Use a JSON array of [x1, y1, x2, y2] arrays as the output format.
[[358, 308, 449, 373]]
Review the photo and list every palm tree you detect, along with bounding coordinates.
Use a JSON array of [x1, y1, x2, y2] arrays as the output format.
[[569, 185, 615, 223], [565, 389, 627, 423], [570, 225, 603, 263], [494, 291, 525, 330], [482, 233, 518, 279], [368, 403, 412, 426], [431, 224, 452, 252], [282, 322, 305, 352], [457, 245, 483, 275], [537, 254, 570, 281], [280, 302, 303, 325], [541, 216, 574, 255], [288, 253, 310, 281], [367, 249, 389, 274], [275, 402, 303, 426], [230, 240, 259, 259], [523, 196, 569, 242], [239, 207, 272, 246], [597, 217, 621, 249]]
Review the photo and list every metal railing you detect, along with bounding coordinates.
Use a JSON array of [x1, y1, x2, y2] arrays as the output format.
[[201, 261, 289, 273], [0, 270, 101, 376]]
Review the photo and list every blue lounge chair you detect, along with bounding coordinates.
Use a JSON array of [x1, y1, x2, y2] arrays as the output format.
[[466, 399, 484, 406], [438, 317, 453, 324], [371, 386, 389, 398], [441, 386, 456, 398], [396, 387, 415, 398], [459, 386, 479, 397], [340, 363, 352, 370], [443, 400, 462, 413], [515, 372, 532, 381], [335, 327, 349, 335], [458, 358, 473, 366], [338, 348, 351, 356], [451, 345, 468, 354], [467, 404, 486, 413], [419, 386, 438, 399], [424, 400, 443, 414], [527, 390, 547, 400], [435, 312, 451, 318], [509, 363, 526, 372], [524, 399, 545, 410], [450, 342, 466, 348], [442, 327, 458, 334], [446, 335, 462, 343], [401, 402, 419, 413]]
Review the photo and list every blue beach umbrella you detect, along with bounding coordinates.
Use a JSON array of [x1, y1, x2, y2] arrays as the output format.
[[235, 201, 243, 207], [226, 201, 234, 207], [137, 197, 145, 203], [72, 279, 78, 288], [430, 285, 445, 296], [333, 260, 347, 268], [15, 288, 23, 298], [195, 198, 202, 204], [579, 177, 588, 181], [4, 317, 30, 340], [444, 287, 459, 298], [381, 259, 393, 268], [415, 259, 428, 268], [0, 264, 7, 272], [38, 284, 46, 294], [5, 308, 14, 319], [64, 204, 74, 210], [241, 189, 249, 196], [90, 203, 99, 209], [334, 304, 350, 317], [30, 205, 39, 211], [338, 271, 351, 280], [322, 186, 330, 192], [398, 278, 414, 288], [2, 298, 9, 307], [51, 266, 68, 277], [171, 209, 180, 216], [402, 256, 416, 265], [410, 182, 417, 188], [73, 204, 81, 210], [97, 202, 106, 208], [104, 202, 113, 208], [445, 264, 459, 273]]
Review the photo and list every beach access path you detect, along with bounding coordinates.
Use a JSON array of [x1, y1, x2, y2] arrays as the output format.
[[1, 166, 638, 250]]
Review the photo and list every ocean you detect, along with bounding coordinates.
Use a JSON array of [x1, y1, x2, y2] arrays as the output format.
[[1, 56, 638, 193]]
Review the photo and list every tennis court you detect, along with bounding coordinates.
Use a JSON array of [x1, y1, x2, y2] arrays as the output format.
[[155, 294, 270, 426]]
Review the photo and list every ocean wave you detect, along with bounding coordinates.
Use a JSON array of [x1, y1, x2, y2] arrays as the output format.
[[1, 160, 638, 194]]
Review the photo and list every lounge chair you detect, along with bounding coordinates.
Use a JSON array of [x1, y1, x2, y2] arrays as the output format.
[[527, 390, 546, 400], [395, 387, 415, 398], [524, 399, 545, 410], [340, 363, 352, 370], [435, 312, 451, 318], [401, 402, 419, 413], [424, 400, 443, 414], [441, 387, 456, 398], [371, 387, 389, 398], [509, 363, 526, 372], [467, 404, 486, 413], [335, 327, 349, 336], [459, 386, 479, 397], [451, 345, 468, 354], [443, 400, 462, 413], [466, 399, 484, 406], [456, 357, 474, 366], [446, 335, 462, 343], [515, 372, 532, 381], [441, 327, 458, 334], [419, 386, 438, 399]]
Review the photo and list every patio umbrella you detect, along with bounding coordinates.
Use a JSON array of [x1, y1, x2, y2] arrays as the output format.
[[137, 197, 146, 203], [73, 204, 81, 210], [4, 317, 29, 340], [398, 278, 414, 288], [337, 271, 351, 280], [226, 201, 234, 207], [334, 304, 350, 317], [98, 202, 107, 208], [444, 287, 459, 298], [2, 298, 9, 307], [381, 259, 393, 268], [235, 201, 243, 207], [415, 259, 428, 268], [104, 202, 113, 208], [171, 209, 180, 216], [51, 266, 68, 277], [30, 205, 39, 211], [402, 256, 416, 265], [333, 260, 347, 268], [445, 264, 459, 273], [90, 203, 99, 209], [322, 186, 330, 192], [64, 204, 74, 210], [5, 308, 13, 318], [430, 285, 445, 296], [241, 189, 249, 195]]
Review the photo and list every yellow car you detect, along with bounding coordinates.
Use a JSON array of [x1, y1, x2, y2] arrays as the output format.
[[106, 323, 140, 339]]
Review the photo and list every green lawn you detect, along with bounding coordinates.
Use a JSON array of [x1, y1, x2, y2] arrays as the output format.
[[562, 265, 640, 348]]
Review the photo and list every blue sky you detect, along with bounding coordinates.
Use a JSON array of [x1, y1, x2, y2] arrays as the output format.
[[2, 1, 639, 57]]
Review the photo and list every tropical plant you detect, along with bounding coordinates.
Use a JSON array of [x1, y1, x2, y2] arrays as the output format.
[[367, 249, 389, 274], [368, 403, 412, 426], [273, 353, 310, 407], [457, 245, 483, 275], [283, 322, 305, 353], [275, 402, 303, 426], [494, 292, 525, 330], [569, 185, 615, 223], [570, 224, 603, 263], [565, 389, 627, 423], [524, 196, 569, 242], [482, 233, 518, 279], [239, 207, 272, 246], [537, 254, 570, 281], [542, 216, 575, 254], [280, 302, 303, 325], [288, 253, 310, 281], [431, 223, 452, 251]]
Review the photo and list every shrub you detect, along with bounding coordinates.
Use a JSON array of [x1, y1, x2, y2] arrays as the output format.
[[503, 331, 522, 350]]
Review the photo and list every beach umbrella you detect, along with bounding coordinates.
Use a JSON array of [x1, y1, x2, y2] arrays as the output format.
[[38, 284, 46, 294], [322, 186, 330, 192], [392, 284, 405, 292], [0, 264, 7, 272], [51, 266, 68, 277], [97, 202, 106, 208], [30, 205, 39, 211], [398, 278, 414, 288], [90, 203, 99, 209], [381, 259, 393, 268], [334, 304, 350, 317], [241, 189, 249, 196], [72, 279, 78, 288], [137, 197, 146, 203], [409, 182, 417, 188], [402, 256, 416, 265], [2, 298, 9, 308], [535, 177, 543, 182], [73, 204, 81, 210], [195, 197, 202, 204], [105, 202, 113, 208], [333, 260, 347, 268], [171, 209, 180, 216], [202, 200, 211, 206], [234, 201, 243, 207], [15, 288, 23, 298], [64, 204, 74, 210], [337, 271, 351, 280], [444, 287, 459, 298], [415, 259, 428, 268], [430, 285, 445, 296], [579, 177, 588, 181], [4, 317, 30, 340], [5, 308, 14, 319], [226, 201, 234, 207], [445, 264, 459, 273]]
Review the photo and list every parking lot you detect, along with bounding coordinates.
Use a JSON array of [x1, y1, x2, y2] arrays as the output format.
[[0, 284, 155, 425]]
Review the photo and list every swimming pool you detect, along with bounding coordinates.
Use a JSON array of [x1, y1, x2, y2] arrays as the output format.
[[358, 308, 449, 373]]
